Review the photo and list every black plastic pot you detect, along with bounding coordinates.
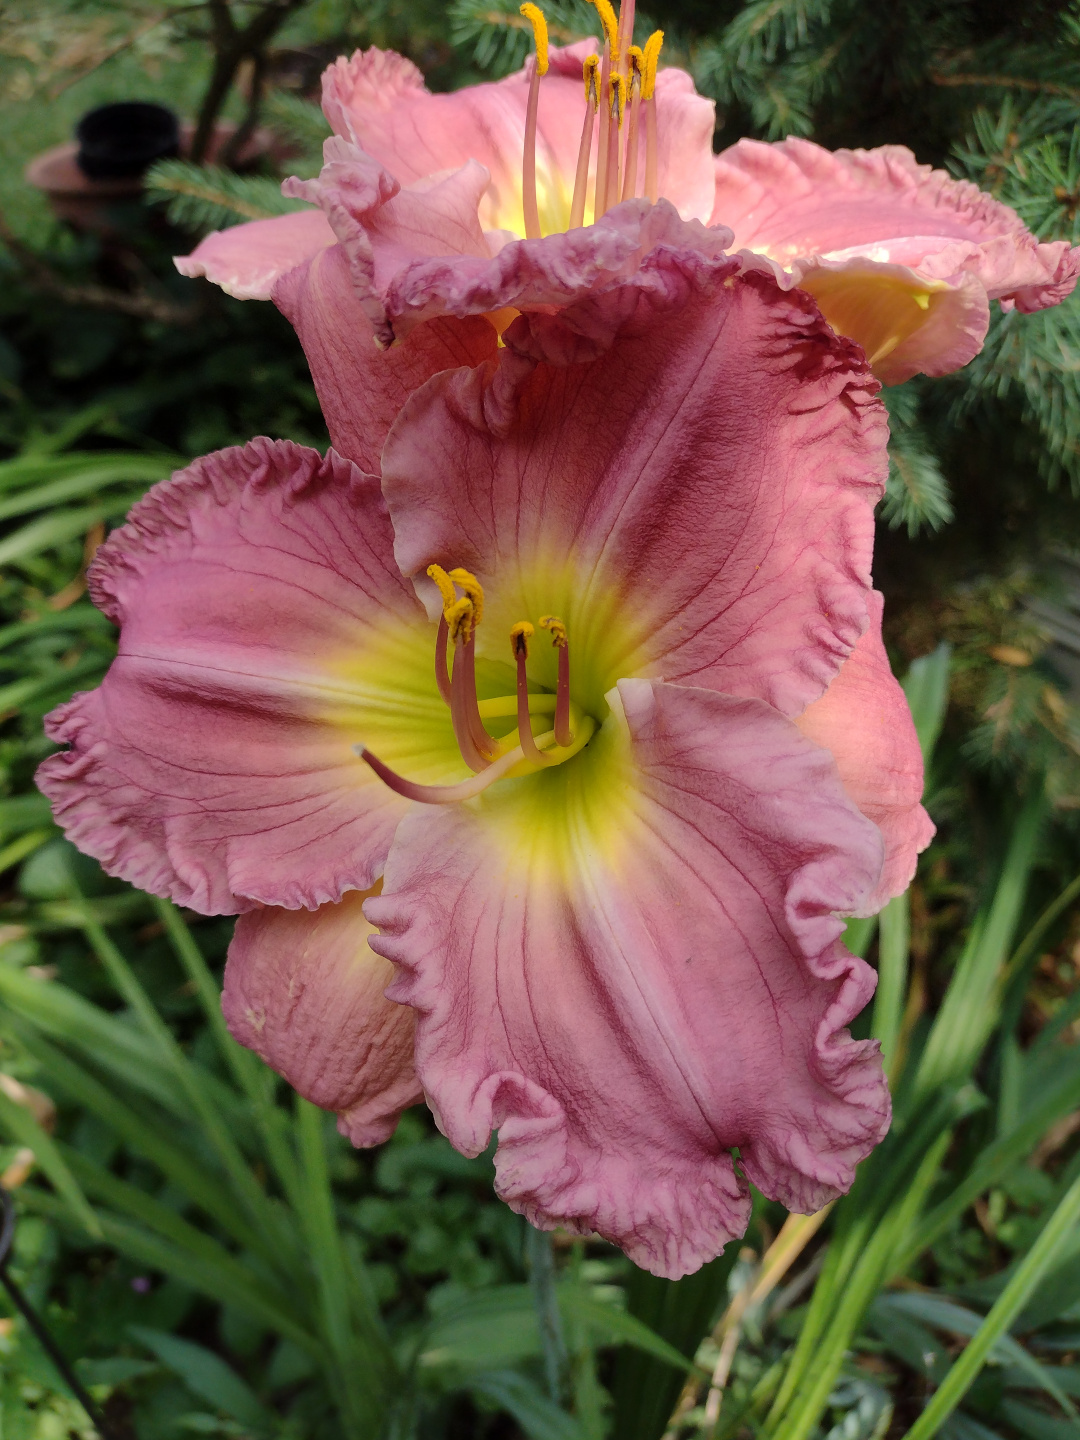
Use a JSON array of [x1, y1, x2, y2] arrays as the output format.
[[75, 101, 180, 180]]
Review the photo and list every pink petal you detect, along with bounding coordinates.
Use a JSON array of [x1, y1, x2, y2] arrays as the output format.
[[224, 890, 421, 1145], [711, 137, 1080, 325], [320, 45, 715, 233], [366, 679, 888, 1278], [36, 439, 453, 914], [796, 592, 934, 915], [381, 199, 734, 339], [383, 255, 887, 717], [175, 209, 336, 301], [272, 238, 497, 469], [796, 259, 990, 385]]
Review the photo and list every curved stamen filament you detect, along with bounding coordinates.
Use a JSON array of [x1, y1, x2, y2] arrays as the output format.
[[453, 632, 500, 767], [569, 54, 600, 230], [621, 47, 643, 201], [520, 3, 549, 239], [512, 622, 561, 767], [540, 615, 574, 747], [434, 615, 452, 704], [604, 73, 626, 213]]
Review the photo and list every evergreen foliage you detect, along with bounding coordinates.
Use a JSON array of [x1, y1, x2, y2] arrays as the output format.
[[144, 158, 308, 230]]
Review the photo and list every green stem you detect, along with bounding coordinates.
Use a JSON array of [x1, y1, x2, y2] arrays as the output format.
[[872, 893, 909, 1079]]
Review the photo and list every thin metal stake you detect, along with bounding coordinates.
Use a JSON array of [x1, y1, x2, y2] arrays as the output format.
[[0, 1185, 119, 1438]]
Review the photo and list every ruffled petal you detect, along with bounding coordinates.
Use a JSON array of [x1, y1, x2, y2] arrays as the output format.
[[224, 889, 421, 1145], [383, 254, 887, 717], [365, 678, 888, 1279], [711, 137, 1080, 308], [319, 44, 715, 234], [381, 199, 734, 338], [37, 439, 463, 914], [796, 592, 934, 915], [796, 260, 990, 385], [175, 209, 336, 301], [272, 231, 498, 469]]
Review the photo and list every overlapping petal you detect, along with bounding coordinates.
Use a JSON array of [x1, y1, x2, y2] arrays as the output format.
[[37, 439, 463, 913], [272, 243, 497, 469], [224, 889, 422, 1144], [383, 253, 887, 717], [711, 137, 1080, 382], [796, 592, 934, 915], [366, 679, 888, 1278]]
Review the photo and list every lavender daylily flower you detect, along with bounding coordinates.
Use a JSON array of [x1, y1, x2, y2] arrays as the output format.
[[37, 251, 922, 1276]]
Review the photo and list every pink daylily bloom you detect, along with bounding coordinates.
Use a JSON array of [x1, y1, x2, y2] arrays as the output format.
[[177, 15, 1077, 392], [37, 257, 914, 1275], [176, 32, 726, 354], [710, 137, 1080, 384]]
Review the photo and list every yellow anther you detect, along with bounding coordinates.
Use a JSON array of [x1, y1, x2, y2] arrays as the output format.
[[641, 29, 664, 100], [510, 620, 535, 657], [609, 71, 627, 124], [539, 614, 568, 647], [445, 597, 475, 643], [583, 53, 601, 107], [586, 0, 618, 55], [519, 3, 549, 75], [628, 45, 644, 96], [447, 568, 485, 629], [427, 564, 458, 616]]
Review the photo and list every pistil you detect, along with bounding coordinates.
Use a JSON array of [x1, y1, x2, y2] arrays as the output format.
[[519, 3, 549, 240], [589, 0, 619, 221], [356, 741, 531, 804]]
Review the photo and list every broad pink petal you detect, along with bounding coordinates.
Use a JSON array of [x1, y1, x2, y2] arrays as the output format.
[[175, 209, 336, 301], [711, 138, 1080, 310], [36, 439, 461, 914], [320, 45, 715, 232], [366, 679, 888, 1278], [224, 890, 421, 1145], [383, 256, 887, 717], [796, 592, 934, 915], [272, 236, 497, 468]]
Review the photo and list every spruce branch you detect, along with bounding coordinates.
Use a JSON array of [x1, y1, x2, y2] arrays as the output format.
[[882, 385, 954, 536], [929, 71, 1080, 104], [145, 159, 308, 231]]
